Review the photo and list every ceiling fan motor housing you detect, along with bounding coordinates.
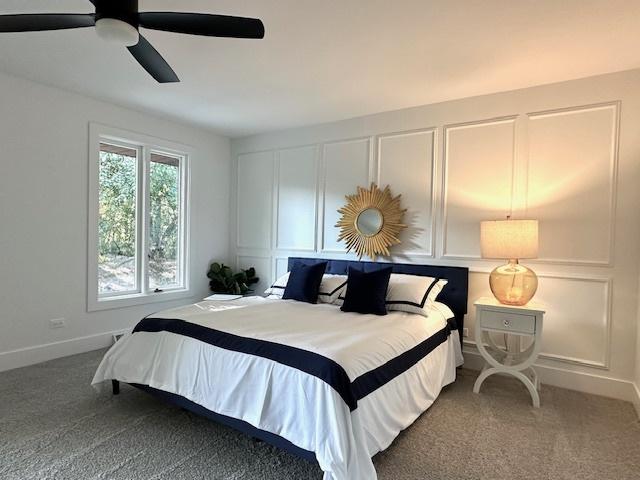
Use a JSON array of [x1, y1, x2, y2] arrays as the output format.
[[94, 0, 140, 46], [94, 0, 139, 28]]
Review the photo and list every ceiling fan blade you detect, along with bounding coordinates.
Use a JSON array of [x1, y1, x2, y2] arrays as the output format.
[[0, 14, 95, 32], [127, 35, 179, 83], [138, 12, 264, 39]]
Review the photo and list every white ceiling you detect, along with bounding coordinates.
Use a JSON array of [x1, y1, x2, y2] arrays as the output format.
[[0, 0, 639, 137]]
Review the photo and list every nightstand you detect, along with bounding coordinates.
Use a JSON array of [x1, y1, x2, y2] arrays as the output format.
[[472, 297, 545, 407]]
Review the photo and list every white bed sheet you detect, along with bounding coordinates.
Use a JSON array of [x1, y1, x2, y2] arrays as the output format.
[[92, 297, 462, 480]]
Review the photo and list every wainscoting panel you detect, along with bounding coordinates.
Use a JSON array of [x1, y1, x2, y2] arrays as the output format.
[[465, 271, 611, 369], [442, 117, 516, 259], [231, 70, 640, 399], [321, 138, 371, 252], [526, 103, 619, 265], [274, 256, 289, 280], [237, 255, 272, 296], [276, 146, 318, 251], [237, 151, 274, 249], [535, 274, 611, 368], [377, 129, 436, 256]]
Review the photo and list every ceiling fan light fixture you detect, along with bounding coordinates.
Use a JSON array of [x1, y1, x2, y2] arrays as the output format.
[[95, 18, 139, 47]]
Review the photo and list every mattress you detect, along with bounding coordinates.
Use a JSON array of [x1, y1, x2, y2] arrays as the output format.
[[92, 297, 462, 480]]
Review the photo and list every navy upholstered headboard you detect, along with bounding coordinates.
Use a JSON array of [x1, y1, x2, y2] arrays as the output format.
[[287, 257, 469, 338]]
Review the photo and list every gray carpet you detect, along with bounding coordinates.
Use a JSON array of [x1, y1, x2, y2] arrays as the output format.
[[1, 350, 639, 480]]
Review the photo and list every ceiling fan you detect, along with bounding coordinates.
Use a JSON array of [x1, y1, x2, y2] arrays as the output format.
[[0, 0, 264, 83]]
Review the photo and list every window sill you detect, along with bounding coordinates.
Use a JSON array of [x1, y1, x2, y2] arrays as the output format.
[[88, 288, 194, 312]]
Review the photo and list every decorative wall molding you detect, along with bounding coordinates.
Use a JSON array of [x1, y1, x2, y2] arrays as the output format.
[[466, 268, 613, 370], [272, 256, 289, 281], [236, 254, 272, 295], [273, 144, 319, 252], [236, 151, 275, 250], [440, 115, 518, 260], [376, 128, 437, 257], [319, 137, 372, 254], [232, 93, 631, 390], [524, 101, 620, 267]]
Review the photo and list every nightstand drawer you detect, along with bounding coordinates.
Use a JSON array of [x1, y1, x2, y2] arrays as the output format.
[[479, 310, 535, 334]]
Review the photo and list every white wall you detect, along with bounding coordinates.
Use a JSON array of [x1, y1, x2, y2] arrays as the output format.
[[231, 69, 640, 403], [0, 72, 231, 371]]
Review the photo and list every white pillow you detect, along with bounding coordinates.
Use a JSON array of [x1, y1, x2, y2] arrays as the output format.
[[264, 273, 347, 304], [264, 272, 290, 297], [316, 274, 348, 304], [385, 274, 448, 317]]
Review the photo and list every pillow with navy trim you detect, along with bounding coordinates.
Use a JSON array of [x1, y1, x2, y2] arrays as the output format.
[[385, 274, 448, 317], [282, 261, 328, 304], [340, 266, 392, 315], [265, 273, 347, 303], [316, 274, 347, 303], [264, 272, 290, 298]]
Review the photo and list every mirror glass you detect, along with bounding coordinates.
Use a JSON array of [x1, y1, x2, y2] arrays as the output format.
[[356, 208, 383, 237]]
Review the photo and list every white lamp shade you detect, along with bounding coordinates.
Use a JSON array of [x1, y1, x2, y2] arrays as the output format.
[[480, 219, 538, 259]]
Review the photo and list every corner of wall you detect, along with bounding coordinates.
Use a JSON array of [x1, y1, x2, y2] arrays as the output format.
[[633, 382, 640, 419]]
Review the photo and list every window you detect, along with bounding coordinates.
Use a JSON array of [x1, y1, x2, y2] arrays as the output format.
[[89, 124, 190, 310]]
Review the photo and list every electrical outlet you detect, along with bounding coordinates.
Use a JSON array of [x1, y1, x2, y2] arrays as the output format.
[[462, 327, 469, 338], [49, 318, 66, 329]]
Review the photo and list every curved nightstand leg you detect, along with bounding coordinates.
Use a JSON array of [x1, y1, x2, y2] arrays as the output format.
[[510, 370, 540, 408], [473, 366, 499, 394]]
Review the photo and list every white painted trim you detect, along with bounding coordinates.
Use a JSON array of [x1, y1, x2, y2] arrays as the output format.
[[440, 115, 518, 259], [87, 123, 193, 312], [0, 330, 125, 373], [463, 347, 638, 404], [468, 268, 613, 369], [236, 254, 273, 289], [273, 144, 319, 252], [235, 150, 275, 250], [319, 136, 372, 253], [376, 128, 438, 257], [524, 101, 620, 267]]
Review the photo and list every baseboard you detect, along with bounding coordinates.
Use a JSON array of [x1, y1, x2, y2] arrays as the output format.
[[463, 347, 639, 404], [0, 330, 124, 373]]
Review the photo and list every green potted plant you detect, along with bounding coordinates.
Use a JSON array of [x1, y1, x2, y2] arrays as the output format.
[[207, 262, 259, 295]]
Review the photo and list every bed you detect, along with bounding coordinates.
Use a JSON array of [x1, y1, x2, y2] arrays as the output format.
[[92, 258, 469, 480]]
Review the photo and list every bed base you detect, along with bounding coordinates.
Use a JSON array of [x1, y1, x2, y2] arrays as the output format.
[[111, 379, 317, 464]]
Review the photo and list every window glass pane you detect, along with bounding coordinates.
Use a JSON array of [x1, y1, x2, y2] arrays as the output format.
[[98, 143, 138, 294], [149, 153, 182, 289]]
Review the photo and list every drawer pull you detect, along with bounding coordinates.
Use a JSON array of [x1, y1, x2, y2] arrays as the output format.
[[503, 319, 511, 327]]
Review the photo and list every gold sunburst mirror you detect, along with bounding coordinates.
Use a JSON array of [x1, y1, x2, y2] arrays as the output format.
[[336, 183, 407, 260]]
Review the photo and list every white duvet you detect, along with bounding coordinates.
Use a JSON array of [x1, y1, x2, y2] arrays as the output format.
[[92, 297, 463, 480]]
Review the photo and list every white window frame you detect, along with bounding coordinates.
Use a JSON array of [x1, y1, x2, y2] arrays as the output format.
[[88, 123, 192, 311]]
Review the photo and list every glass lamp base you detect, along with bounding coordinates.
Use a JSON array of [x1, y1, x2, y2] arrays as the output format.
[[489, 259, 538, 306]]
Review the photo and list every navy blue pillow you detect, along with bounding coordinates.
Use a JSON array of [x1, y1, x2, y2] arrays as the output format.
[[341, 266, 392, 315], [283, 262, 328, 304]]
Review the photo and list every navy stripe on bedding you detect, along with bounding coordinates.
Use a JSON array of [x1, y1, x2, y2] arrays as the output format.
[[134, 318, 357, 410], [133, 317, 451, 410], [351, 325, 450, 400]]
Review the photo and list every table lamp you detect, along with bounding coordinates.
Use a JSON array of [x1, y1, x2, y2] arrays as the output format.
[[480, 217, 539, 306]]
